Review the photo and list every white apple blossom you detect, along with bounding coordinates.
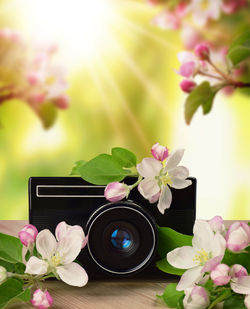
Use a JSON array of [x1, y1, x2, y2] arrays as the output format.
[[137, 149, 192, 214], [190, 0, 223, 26], [231, 275, 250, 308], [167, 220, 226, 291], [25, 228, 88, 287]]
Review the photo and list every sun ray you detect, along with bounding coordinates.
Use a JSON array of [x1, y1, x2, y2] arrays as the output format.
[[114, 15, 179, 51], [95, 57, 152, 152], [108, 38, 172, 114], [86, 61, 125, 145]]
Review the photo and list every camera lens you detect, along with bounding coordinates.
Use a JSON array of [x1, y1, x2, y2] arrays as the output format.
[[111, 228, 132, 250], [85, 201, 158, 275]]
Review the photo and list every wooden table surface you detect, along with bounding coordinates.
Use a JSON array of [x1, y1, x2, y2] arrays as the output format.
[[0, 221, 173, 309]]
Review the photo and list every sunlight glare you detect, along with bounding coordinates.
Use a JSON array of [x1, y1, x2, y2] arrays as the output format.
[[22, 0, 117, 65]]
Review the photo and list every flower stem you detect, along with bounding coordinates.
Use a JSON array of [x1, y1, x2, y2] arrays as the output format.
[[207, 290, 231, 309], [128, 176, 142, 191], [207, 59, 233, 83]]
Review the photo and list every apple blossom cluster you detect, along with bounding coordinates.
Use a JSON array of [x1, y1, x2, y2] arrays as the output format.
[[147, 0, 250, 124], [104, 143, 192, 214], [0, 222, 88, 309], [0, 28, 69, 129], [164, 217, 250, 309]]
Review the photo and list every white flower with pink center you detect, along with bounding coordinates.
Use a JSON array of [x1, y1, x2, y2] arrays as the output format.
[[183, 285, 210, 309], [31, 289, 53, 309], [167, 220, 226, 291], [137, 149, 192, 214], [25, 223, 88, 287]]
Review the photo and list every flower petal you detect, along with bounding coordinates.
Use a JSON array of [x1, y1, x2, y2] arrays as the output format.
[[231, 276, 250, 295], [167, 246, 198, 269], [36, 229, 57, 260], [168, 166, 189, 179], [192, 220, 214, 252], [25, 256, 48, 275], [56, 262, 88, 287], [165, 149, 185, 171], [57, 235, 82, 265], [136, 158, 162, 178], [157, 185, 172, 214], [201, 255, 222, 273], [170, 178, 192, 189], [176, 266, 204, 291], [138, 178, 160, 199], [211, 232, 226, 258]]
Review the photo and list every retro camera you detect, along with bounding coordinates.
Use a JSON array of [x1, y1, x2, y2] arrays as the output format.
[[29, 176, 196, 279]]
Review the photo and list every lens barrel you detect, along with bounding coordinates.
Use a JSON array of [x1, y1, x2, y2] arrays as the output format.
[[85, 201, 158, 275]]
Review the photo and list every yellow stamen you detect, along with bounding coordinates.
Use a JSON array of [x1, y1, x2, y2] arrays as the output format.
[[193, 249, 211, 266], [51, 252, 62, 267], [160, 174, 172, 186]]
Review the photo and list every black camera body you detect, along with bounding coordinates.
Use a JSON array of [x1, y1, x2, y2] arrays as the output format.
[[29, 176, 196, 279]]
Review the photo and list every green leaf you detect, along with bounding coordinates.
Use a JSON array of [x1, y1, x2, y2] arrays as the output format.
[[184, 82, 218, 125], [0, 233, 22, 264], [156, 258, 185, 275], [228, 31, 250, 66], [25, 250, 31, 262], [70, 160, 87, 175], [38, 102, 57, 129], [78, 154, 130, 185], [0, 278, 31, 309], [0, 260, 15, 272], [14, 263, 26, 274], [158, 227, 192, 259], [157, 283, 184, 308], [204, 279, 214, 292], [176, 296, 184, 309], [111, 147, 137, 168], [222, 248, 250, 273], [223, 294, 245, 309]]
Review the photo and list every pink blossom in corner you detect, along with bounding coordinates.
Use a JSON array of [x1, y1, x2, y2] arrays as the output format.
[[211, 264, 231, 286], [222, 0, 247, 14], [229, 264, 248, 279], [183, 286, 210, 309], [194, 43, 210, 60], [180, 80, 197, 93], [151, 143, 168, 161], [18, 224, 38, 247], [226, 222, 250, 252], [104, 182, 130, 202], [152, 10, 181, 30], [31, 289, 53, 309]]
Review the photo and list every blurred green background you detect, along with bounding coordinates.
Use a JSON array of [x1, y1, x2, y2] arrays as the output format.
[[0, 0, 249, 220]]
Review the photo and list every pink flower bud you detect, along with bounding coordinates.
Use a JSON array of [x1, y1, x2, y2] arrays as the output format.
[[245, 295, 250, 309], [209, 216, 225, 234], [31, 289, 53, 309], [230, 264, 248, 278], [226, 222, 250, 252], [104, 182, 129, 202], [180, 80, 196, 93], [18, 224, 38, 247], [211, 264, 231, 286], [183, 286, 210, 309], [54, 95, 70, 109], [222, 0, 247, 14], [27, 72, 40, 86], [151, 143, 168, 161], [194, 43, 210, 60]]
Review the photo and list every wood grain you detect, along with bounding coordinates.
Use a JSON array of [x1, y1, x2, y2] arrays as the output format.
[[0, 221, 172, 309]]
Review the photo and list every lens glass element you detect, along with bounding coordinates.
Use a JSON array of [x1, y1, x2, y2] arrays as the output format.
[[111, 228, 132, 250]]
